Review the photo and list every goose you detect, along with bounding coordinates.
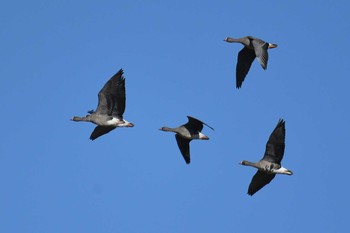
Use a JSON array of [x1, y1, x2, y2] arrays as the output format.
[[71, 69, 134, 140], [240, 119, 292, 196], [159, 116, 214, 164], [223, 36, 277, 88]]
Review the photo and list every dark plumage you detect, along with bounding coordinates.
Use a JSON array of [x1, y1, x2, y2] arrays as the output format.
[[240, 119, 293, 196], [159, 116, 214, 164], [224, 36, 277, 88], [71, 69, 134, 140]]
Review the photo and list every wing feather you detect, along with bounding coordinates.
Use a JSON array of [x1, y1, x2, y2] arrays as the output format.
[[236, 47, 256, 88], [248, 171, 276, 196], [251, 39, 269, 70], [263, 119, 286, 164], [175, 134, 191, 164], [90, 126, 116, 140]]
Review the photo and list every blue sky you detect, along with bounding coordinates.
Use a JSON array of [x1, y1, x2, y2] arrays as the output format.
[[1, 0, 349, 232]]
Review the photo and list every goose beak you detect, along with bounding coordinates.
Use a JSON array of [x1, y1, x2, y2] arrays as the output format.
[[127, 123, 134, 127], [224, 37, 235, 42]]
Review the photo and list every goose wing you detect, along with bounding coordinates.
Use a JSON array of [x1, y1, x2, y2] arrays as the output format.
[[251, 39, 269, 70], [236, 47, 256, 88], [95, 69, 125, 118], [262, 119, 286, 164], [175, 134, 191, 164], [109, 69, 126, 118], [90, 126, 116, 141], [185, 116, 214, 132], [248, 171, 276, 196], [95, 77, 112, 115]]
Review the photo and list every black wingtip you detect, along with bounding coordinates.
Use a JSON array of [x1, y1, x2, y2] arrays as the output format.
[[114, 68, 124, 80], [89, 135, 98, 141], [206, 124, 215, 131], [186, 115, 214, 131], [278, 118, 285, 126], [247, 190, 255, 196]]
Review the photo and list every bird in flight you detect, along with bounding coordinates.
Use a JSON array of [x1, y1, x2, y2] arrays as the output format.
[[71, 69, 134, 140], [224, 36, 277, 88], [240, 119, 292, 196], [160, 116, 214, 164]]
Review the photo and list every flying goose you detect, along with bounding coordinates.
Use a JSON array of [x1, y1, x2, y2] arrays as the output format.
[[224, 36, 277, 88], [240, 119, 292, 196], [71, 69, 134, 140], [159, 116, 214, 164]]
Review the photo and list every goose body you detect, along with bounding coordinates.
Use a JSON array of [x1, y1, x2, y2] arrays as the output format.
[[224, 36, 277, 88], [71, 69, 134, 140], [240, 119, 292, 196], [160, 116, 214, 164]]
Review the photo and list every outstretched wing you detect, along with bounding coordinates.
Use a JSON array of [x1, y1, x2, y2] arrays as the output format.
[[251, 39, 269, 70], [263, 119, 286, 164], [95, 78, 112, 115], [185, 116, 214, 132], [90, 126, 116, 141], [109, 69, 126, 118], [175, 134, 191, 164], [236, 47, 256, 88], [95, 69, 125, 117], [248, 171, 276, 196]]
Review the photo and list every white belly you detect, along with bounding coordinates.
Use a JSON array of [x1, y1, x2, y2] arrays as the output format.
[[106, 117, 122, 125]]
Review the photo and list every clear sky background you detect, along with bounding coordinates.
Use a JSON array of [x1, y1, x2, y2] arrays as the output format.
[[1, 0, 349, 232]]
